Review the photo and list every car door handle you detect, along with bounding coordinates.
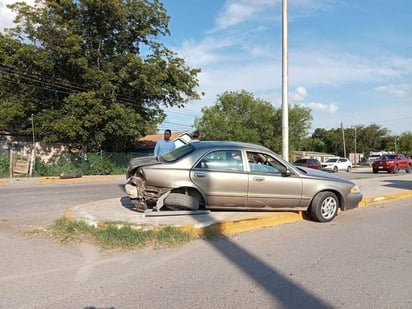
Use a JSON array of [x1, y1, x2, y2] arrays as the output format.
[[253, 176, 265, 181], [195, 173, 206, 178]]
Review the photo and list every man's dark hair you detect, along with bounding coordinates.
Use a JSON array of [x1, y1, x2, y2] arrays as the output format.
[[192, 130, 200, 139], [165, 129, 172, 134]]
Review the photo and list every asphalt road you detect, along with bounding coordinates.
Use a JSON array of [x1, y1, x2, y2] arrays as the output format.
[[0, 178, 125, 231], [0, 197, 411, 308]]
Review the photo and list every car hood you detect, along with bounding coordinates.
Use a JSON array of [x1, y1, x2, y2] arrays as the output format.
[[297, 166, 353, 184], [126, 156, 161, 178]]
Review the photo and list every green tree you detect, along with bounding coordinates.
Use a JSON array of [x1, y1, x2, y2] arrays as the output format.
[[195, 90, 275, 145], [398, 132, 412, 156], [311, 124, 390, 157], [0, 0, 201, 151], [194, 90, 313, 154], [273, 104, 312, 154]]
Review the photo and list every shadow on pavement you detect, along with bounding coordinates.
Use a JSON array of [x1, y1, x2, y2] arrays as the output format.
[[381, 179, 412, 190], [196, 213, 333, 308]]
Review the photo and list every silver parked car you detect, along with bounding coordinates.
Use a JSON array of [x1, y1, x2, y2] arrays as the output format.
[[125, 141, 362, 222]]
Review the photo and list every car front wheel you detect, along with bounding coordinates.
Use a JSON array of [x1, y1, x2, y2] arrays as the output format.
[[164, 193, 200, 210], [310, 192, 339, 222]]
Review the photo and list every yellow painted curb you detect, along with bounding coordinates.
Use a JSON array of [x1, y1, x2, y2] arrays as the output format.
[[359, 191, 412, 208], [63, 208, 74, 221], [180, 212, 303, 236]]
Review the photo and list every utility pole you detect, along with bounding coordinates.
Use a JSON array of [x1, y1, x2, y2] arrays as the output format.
[[281, 0, 289, 161], [354, 126, 357, 165], [29, 114, 35, 177], [394, 137, 397, 153], [341, 122, 346, 158]]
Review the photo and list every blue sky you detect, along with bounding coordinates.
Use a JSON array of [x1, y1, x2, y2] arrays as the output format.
[[159, 0, 412, 136], [1, 0, 411, 136]]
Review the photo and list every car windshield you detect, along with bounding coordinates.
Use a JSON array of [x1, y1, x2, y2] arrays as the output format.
[[382, 154, 396, 160], [294, 159, 307, 163], [161, 143, 195, 162], [326, 158, 338, 162]]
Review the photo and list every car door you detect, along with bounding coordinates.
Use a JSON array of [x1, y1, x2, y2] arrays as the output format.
[[190, 149, 248, 208], [398, 154, 407, 168], [338, 158, 346, 170], [246, 151, 303, 209]]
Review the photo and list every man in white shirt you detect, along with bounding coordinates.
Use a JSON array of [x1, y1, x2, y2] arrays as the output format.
[[154, 129, 176, 157]]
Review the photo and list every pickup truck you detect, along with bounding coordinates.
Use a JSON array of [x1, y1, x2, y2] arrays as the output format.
[[372, 153, 411, 173]]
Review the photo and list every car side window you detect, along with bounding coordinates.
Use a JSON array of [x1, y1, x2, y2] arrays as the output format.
[[195, 150, 243, 171], [246, 151, 285, 174]]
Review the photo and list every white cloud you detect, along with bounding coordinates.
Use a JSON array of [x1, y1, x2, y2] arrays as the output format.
[[290, 86, 307, 102], [305, 102, 339, 114], [374, 84, 412, 98], [178, 36, 240, 67], [214, 0, 342, 30], [0, 0, 37, 33], [215, 0, 278, 29], [289, 50, 406, 86]]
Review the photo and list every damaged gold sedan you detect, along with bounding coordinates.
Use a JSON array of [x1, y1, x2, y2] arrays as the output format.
[[125, 141, 362, 222]]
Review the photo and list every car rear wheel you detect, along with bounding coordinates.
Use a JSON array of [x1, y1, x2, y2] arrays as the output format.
[[346, 166, 351, 172], [333, 166, 338, 173], [406, 166, 411, 173], [164, 193, 200, 210], [310, 192, 339, 222]]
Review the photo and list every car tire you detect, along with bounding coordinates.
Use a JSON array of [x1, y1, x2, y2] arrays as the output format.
[[392, 166, 399, 174], [164, 193, 200, 210], [346, 166, 351, 172], [333, 166, 338, 173], [406, 166, 411, 173], [310, 191, 339, 222], [373, 169, 378, 174]]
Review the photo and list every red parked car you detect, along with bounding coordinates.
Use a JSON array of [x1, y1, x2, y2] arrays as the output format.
[[293, 158, 322, 170], [372, 153, 411, 173]]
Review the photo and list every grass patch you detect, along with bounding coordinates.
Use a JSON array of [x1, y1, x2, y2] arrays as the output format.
[[50, 217, 196, 249]]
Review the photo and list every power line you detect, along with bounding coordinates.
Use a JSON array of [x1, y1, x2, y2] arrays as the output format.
[[0, 63, 169, 106]]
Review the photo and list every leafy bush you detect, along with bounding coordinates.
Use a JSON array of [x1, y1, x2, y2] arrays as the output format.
[[3, 152, 133, 177], [0, 155, 10, 178], [80, 153, 114, 175]]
